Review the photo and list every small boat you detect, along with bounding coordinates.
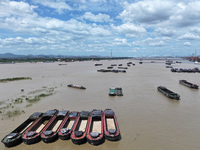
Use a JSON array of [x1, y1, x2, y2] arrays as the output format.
[[22, 109, 58, 145], [71, 111, 90, 144], [166, 65, 172, 68], [107, 66, 113, 69], [1, 112, 43, 147], [115, 87, 123, 96], [103, 109, 121, 141], [157, 86, 180, 100], [40, 110, 69, 143], [118, 70, 126, 73], [95, 64, 103, 66], [58, 111, 79, 140], [86, 110, 105, 145], [118, 67, 128, 69], [68, 84, 86, 89], [179, 80, 199, 89], [109, 87, 116, 96], [171, 68, 178, 72]]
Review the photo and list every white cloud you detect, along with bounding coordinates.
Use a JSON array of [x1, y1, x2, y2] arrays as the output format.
[[190, 27, 200, 33], [155, 28, 175, 37], [90, 0, 106, 2], [178, 33, 200, 40], [33, 0, 72, 14], [1, 0, 200, 56], [119, 0, 200, 30], [149, 41, 165, 46], [184, 42, 191, 46], [0, 0, 37, 17], [171, 1, 200, 27], [82, 12, 113, 22], [112, 23, 146, 37], [119, 0, 174, 24], [113, 38, 130, 46]]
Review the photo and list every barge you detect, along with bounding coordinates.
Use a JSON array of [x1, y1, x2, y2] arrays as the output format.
[[86, 110, 105, 145], [22, 109, 58, 145], [179, 80, 199, 89], [157, 86, 180, 100], [40, 110, 69, 143], [71, 111, 90, 144], [68, 84, 86, 89], [58, 111, 79, 140], [103, 109, 121, 141], [1, 112, 43, 147]]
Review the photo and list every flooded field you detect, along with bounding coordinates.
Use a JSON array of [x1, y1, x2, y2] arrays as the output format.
[[0, 59, 200, 150]]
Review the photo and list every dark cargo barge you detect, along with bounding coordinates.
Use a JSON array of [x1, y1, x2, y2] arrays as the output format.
[[179, 80, 199, 89], [1, 112, 43, 147], [157, 86, 180, 100]]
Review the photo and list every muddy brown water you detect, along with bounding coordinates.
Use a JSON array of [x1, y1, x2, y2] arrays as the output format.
[[0, 60, 200, 150]]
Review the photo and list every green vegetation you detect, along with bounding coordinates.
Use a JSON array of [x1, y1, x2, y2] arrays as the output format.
[[0, 86, 56, 119], [26, 93, 52, 103], [6, 109, 25, 118], [0, 77, 32, 82], [26, 96, 40, 103], [26, 104, 32, 107], [13, 98, 23, 104], [0, 101, 5, 105]]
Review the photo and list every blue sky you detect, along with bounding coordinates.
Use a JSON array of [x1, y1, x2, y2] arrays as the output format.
[[0, 0, 200, 57]]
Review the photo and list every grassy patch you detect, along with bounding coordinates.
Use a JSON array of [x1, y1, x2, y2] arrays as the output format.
[[0, 77, 32, 82], [5, 109, 25, 118], [0, 101, 5, 105], [13, 98, 23, 104], [26, 96, 40, 103], [26, 92, 52, 103], [26, 104, 32, 107], [38, 93, 53, 97]]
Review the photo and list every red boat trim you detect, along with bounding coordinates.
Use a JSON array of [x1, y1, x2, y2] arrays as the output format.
[[70, 112, 90, 144], [58, 112, 79, 140], [40, 111, 69, 142], [86, 110, 104, 145], [22, 110, 58, 144], [103, 114, 120, 140]]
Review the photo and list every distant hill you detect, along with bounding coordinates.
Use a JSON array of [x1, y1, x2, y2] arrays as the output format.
[[0, 53, 57, 58]]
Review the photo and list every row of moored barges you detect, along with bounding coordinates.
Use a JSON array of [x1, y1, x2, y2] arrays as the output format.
[[171, 67, 200, 73], [1, 109, 120, 147]]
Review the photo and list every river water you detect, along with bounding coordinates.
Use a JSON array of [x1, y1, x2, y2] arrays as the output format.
[[0, 59, 200, 150]]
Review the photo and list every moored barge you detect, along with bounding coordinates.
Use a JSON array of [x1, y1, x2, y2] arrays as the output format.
[[86, 110, 105, 145], [103, 109, 121, 141], [179, 80, 199, 89], [40, 110, 69, 143], [157, 86, 180, 100], [22, 109, 58, 145], [1, 112, 43, 147], [71, 111, 90, 144], [58, 111, 79, 140]]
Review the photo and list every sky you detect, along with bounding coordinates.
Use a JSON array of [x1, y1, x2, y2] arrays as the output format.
[[0, 0, 200, 57]]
